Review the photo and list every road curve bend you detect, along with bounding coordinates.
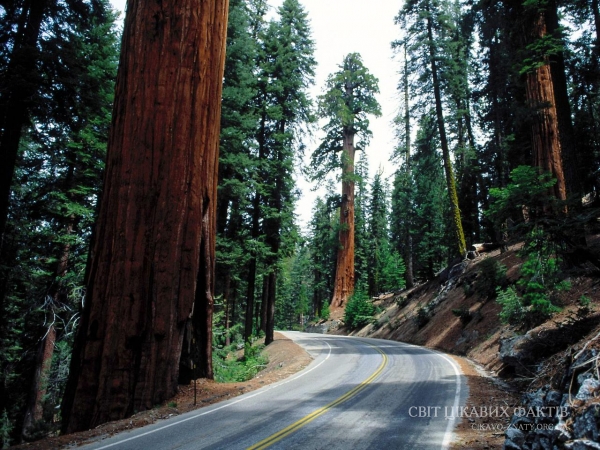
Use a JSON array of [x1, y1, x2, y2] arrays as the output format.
[[82, 332, 467, 450]]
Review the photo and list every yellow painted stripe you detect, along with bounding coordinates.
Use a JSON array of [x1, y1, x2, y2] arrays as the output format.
[[247, 341, 388, 450]]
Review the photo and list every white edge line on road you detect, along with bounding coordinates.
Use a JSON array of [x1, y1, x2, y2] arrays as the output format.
[[92, 338, 332, 450], [437, 353, 462, 450], [387, 339, 463, 450]]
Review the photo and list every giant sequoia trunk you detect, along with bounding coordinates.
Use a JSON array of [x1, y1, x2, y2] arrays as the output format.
[[524, 9, 567, 203], [331, 130, 356, 308], [61, 0, 228, 433]]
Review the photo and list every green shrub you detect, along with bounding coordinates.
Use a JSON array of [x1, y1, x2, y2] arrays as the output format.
[[475, 258, 507, 300], [414, 306, 430, 329], [496, 287, 525, 325], [578, 295, 592, 317], [517, 242, 563, 322], [344, 290, 376, 329], [1, 410, 12, 449], [320, 302, 330, 320], [486, 165, 559, 237], [451, 307, 472, 326], [463, 281, 475, 297], [395, 295, 408, 308], [213, 343, 268, 383]]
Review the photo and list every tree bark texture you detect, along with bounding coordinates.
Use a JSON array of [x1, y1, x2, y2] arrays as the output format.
[[61, 0, 228, 433], [545, 0, 578, 198], [525, 11, 567, 202], [264, 271, 276, 345], [21, 324, 55, 439], [331, 131, 355, 308]]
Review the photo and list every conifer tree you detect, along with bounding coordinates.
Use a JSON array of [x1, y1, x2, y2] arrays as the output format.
[[390, 42, 415, 288], [309, 194, 338, 318], [312, 53, 381, 307], [260, 0, 315, 345], [353, 155, 370, 291], [503, 0, 567, 203], [0, 0, 119, 440], [412, 113, 452, 278], [395, 0, 467, 256], [212, 0, 258, 357], [368, 171, 387, 296]]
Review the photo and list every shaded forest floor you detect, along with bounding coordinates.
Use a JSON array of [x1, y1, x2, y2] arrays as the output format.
[[14, 333, 312, 449], [323, 234, 600, 449]]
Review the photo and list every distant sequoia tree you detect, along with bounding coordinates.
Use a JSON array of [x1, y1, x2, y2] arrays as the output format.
[[311, 53, 381, 308], [61, 0, 229, 433]]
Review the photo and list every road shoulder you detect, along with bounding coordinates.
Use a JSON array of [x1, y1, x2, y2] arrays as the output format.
[[14, 333, 312, 450], [449, 355, 520, 450]]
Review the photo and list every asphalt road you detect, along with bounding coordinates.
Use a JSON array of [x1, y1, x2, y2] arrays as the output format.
[[82, 332, 467, 450]]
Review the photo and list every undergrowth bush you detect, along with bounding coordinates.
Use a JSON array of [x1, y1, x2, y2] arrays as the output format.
[[212, 343, 268, 383], [487, 166, 575, 329], [496, 236, 567, 328], [1, 410, 12, 449], [344, 290, 375, 329], [451, 307, 472, 326], [414, 306, 430, 329], [496, 287, 525, 325], [475, 258, 507, 300], [320, 302, 330, 320]]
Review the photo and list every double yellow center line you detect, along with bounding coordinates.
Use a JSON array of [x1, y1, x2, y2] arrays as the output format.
[[248, 341, 388, 450]]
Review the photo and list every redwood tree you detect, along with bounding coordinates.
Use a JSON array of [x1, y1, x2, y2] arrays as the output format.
[[518, 0, 567, 202], [61, 0, 228, 433], [311, 53, 380, 308]]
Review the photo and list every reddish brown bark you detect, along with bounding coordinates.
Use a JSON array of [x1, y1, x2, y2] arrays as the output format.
[[22, 324, 56, 439], [331, 131, 355, 308], [525, 11, 567, 202], [61, 0, 228, 433]]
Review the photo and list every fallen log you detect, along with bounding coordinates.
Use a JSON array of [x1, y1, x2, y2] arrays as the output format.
[[470, 243, 500, 253]]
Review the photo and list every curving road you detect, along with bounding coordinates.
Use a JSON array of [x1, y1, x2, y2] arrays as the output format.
[[82, 332, 467, 450]]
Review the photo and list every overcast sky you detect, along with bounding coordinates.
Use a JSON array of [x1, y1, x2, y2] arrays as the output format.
[[109, 0, 403, 230]]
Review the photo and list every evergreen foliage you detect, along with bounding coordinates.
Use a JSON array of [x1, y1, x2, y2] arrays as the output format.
[[0, 0, 119, 439], [409, 113, 453, 279], [213, 343, 268, 383], [475, 259, 508, 300], [344, 290, 376, 330], [310, 53, 381, 182], [353, 156, 370, 291], [307, 194, 338, 319], [367, 171, 406, 295]]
